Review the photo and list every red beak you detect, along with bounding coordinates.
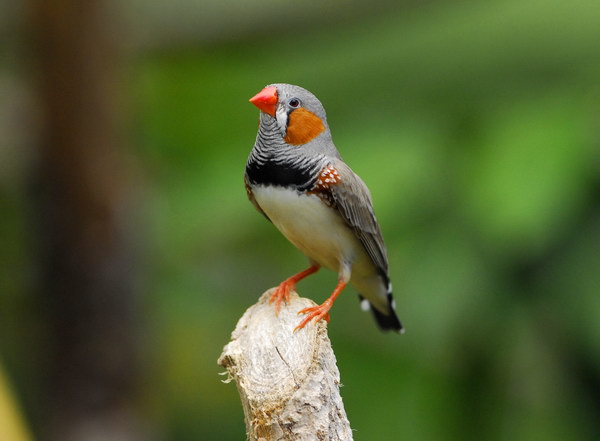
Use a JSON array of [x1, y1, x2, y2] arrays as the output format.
[[249, 86, 278, 116]]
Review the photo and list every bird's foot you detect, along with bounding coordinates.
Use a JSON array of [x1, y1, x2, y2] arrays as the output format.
[[269, 280, 296, 313], [295, 301, 333, 331], [293, 279, 347, 331], [269, 265, 320, 314]]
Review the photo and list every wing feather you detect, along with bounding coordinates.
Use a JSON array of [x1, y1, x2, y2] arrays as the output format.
[[326, 160, 389, 277]]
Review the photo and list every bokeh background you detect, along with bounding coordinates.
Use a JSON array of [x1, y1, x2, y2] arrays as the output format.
[[1, 0, 599, 440]]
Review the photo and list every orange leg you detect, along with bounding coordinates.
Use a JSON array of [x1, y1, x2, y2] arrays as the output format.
[[270, 265, 320, 313], [295, 280, 347, 331]]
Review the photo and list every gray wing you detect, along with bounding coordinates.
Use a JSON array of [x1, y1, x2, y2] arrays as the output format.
[[326, 160, 389, 277]]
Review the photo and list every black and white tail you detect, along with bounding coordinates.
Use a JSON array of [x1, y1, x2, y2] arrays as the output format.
[[359, 292, 404, 333]]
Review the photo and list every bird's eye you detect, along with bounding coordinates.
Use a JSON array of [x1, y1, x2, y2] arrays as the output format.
[[288, 98, 301, 108]]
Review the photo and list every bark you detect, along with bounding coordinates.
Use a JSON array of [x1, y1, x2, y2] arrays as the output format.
[[219, 290, 353, 441]]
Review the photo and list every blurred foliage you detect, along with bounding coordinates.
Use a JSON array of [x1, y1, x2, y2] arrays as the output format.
[[0, 363, 32, 441], [2, 0, 600, 440]]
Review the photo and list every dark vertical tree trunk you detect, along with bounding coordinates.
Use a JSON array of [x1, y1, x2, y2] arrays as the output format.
[[27, 1, 144, 440]]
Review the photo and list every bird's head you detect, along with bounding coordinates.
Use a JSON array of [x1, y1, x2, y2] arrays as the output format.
[[249, 83, 331, 146]]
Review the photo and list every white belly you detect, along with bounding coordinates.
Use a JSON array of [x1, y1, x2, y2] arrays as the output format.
[[253, 185, 363, 272], [253, 185, 390, 311]]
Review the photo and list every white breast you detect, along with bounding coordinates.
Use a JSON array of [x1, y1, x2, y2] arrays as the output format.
[[252, 185, 362, 272], [253, 185, 390, 311]]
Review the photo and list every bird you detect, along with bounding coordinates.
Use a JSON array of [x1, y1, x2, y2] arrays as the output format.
[[245, 83, 403, 333]]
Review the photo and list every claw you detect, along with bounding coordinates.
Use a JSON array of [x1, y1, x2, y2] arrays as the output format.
[[294, 303, 333, 331], [269, 280, 294, 314], [294, 279, 347, 331], [268, 265, 320, 315]]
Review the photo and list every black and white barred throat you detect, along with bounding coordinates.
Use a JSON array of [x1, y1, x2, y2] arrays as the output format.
[[246, 117, 327, 191]]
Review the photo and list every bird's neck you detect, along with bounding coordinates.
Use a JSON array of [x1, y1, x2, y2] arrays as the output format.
[[247, 119, 327, 190]]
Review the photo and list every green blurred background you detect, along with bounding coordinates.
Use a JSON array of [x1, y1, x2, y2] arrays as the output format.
[[1, 0, 599, 440]]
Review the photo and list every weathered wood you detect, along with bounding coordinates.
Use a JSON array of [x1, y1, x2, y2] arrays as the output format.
[[219, 289, 353, 441]]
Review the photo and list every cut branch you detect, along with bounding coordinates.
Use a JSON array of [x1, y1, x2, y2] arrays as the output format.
[[218, 289, 353, 441]]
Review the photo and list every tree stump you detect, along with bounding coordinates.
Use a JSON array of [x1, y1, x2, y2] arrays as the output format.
[[218, 289, 353, 441]]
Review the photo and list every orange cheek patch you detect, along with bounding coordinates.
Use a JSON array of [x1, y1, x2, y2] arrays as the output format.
[[284, 108, 325, 145]]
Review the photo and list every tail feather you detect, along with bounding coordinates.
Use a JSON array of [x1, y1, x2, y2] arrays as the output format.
[[358, 294, 404, 333]]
